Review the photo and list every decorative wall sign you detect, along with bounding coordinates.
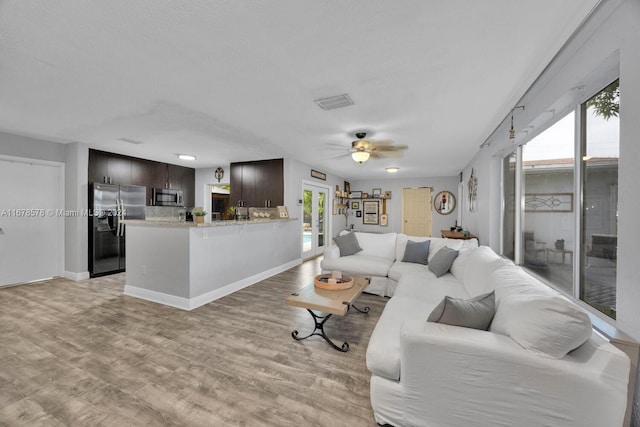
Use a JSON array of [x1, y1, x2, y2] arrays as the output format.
[[525, 193, 574, 212], [356, 210, 362, 218], [372, 188, 382, 198], [311, 169, 326, 180], [363, 200, 379, 225], [351, 190, 362, 198], [351, 201, 360, 209], [467, 168, 478, 212]]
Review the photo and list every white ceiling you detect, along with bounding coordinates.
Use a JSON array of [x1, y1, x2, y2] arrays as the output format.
[[0, 1, 599, 179]]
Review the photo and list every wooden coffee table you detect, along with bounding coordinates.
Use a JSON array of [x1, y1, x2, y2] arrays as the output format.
[[286, 275, 370, 352]]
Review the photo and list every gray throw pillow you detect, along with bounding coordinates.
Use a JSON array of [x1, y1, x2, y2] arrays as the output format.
[[333, 232, 362, 257], [402, 240, 431, 265], [427, 291, 496, 330], [428, 247, 459, 277]]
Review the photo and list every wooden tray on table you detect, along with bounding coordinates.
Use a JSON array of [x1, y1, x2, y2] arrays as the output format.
[[314, 274, 354, 290]]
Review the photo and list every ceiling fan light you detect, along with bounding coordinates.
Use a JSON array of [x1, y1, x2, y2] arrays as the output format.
[[385, 167, 399, 173], [351, 151, 370, 163]]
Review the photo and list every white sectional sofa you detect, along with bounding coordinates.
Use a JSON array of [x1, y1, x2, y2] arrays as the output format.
[[321, 232, 479, 297], [322, 232, 631, 427]]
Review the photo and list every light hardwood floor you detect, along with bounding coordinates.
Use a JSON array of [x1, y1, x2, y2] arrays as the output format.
[[0, 258, 388, 426]]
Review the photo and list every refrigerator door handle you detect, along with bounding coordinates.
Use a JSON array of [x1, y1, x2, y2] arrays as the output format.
[[115, 198, 122, 236], [120, 199, 126, 236]]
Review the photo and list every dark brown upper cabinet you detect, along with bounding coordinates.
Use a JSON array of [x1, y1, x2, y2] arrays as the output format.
[[89, 149, 195, 207], [230, 159, 283, 207]]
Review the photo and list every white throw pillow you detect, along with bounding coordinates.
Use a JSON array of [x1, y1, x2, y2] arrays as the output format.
[[490, 294, 592, 359]]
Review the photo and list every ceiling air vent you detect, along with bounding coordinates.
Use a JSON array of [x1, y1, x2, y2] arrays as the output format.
[[118, 137, 144, 145], [314, 94, 354, 110]]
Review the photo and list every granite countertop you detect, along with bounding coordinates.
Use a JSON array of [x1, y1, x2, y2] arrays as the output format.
[[121, 218, 298, 228]]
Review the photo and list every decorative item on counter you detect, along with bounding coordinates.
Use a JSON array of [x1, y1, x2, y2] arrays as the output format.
[[372, 188, 382, 198], [214, 167, 224, 182], [277, 206, 289, 218], [192, 209, 207, 224]]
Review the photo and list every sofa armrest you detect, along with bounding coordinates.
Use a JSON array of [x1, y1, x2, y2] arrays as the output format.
[[323, 245, 340, 260], [398, 320, 629, 427]]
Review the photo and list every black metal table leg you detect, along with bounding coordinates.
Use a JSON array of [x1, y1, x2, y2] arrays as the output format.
[[349, 304, 370, 313], [291, 309, 349, 352]]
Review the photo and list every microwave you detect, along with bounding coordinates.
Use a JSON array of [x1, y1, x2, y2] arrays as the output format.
[[152, 188, 184, 207]]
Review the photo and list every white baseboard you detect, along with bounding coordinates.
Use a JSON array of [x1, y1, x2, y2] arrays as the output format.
[[124, 258, 303, 311], [64, 271, 90, 281], [123, 285, 192, 310]]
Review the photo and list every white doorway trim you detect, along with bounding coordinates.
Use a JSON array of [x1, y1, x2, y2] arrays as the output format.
[[302, 180, 332, 259], [0, 155, 65, 285]]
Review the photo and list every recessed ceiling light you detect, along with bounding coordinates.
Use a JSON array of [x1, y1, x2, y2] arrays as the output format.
[[386, 167, 399, 173], [177, 154, 197, 161]]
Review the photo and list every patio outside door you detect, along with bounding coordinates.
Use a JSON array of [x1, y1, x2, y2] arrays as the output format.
[[302, 183, 329, 259]]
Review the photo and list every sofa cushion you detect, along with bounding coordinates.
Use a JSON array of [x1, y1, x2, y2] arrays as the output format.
[[388, 261, 430, 282], [490, 293, 593, 359], [402, 240, 431, 265], [490, 265, 555, 302], [427, 291, 496, 330], [394, 272, 470, 303], [320, 254, 393, 277], [354, 232, 397, 261], [429, 247, 460, 277], [462, 246, 509, 296], [367, 296, 435, 381], [333, 232, 362, 256]]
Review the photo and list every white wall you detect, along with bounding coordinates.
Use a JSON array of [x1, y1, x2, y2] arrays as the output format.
[[348, 176, 460, 237], [460, 0, 640, 422], [64, 142, 89, 279]]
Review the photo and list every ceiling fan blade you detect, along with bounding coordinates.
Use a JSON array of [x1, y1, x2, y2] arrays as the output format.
[[371, 150, 404, 159], [372, 144, 408, 152], [371, 139, 394, 147]]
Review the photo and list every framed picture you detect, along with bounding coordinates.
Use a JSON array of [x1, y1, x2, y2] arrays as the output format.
[[351, 190, 362, 199], [310, 169, 326, 180], [344, 181, 351, 194], [356, 210, 362, 218], [363, 200, 379, 225], [351, 201, 360, 209], [384, 190, 392, 199], [372, 188, 382, 198], [332, 199, 337, 215]]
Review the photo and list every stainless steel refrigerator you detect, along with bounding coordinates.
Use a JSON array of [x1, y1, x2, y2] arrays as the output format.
[[89, 183, 146, 277]]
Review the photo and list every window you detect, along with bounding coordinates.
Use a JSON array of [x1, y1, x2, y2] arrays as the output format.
[[522, 112, 575, 294], [502, 152, 516, 261], [581, 79, 619, 318], [501, 79, 620, 319]]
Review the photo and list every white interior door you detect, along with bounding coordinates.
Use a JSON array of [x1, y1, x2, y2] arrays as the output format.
[[402, 187, 432, 236], [0, 159, 63, 286], [302, 183, 329, 259]]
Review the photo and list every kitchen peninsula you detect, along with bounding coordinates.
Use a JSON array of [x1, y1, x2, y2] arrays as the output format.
[[121, 217, 300, 310]]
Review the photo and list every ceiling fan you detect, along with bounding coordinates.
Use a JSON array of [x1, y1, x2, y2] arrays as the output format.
[[348, 132, 408, 164]]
